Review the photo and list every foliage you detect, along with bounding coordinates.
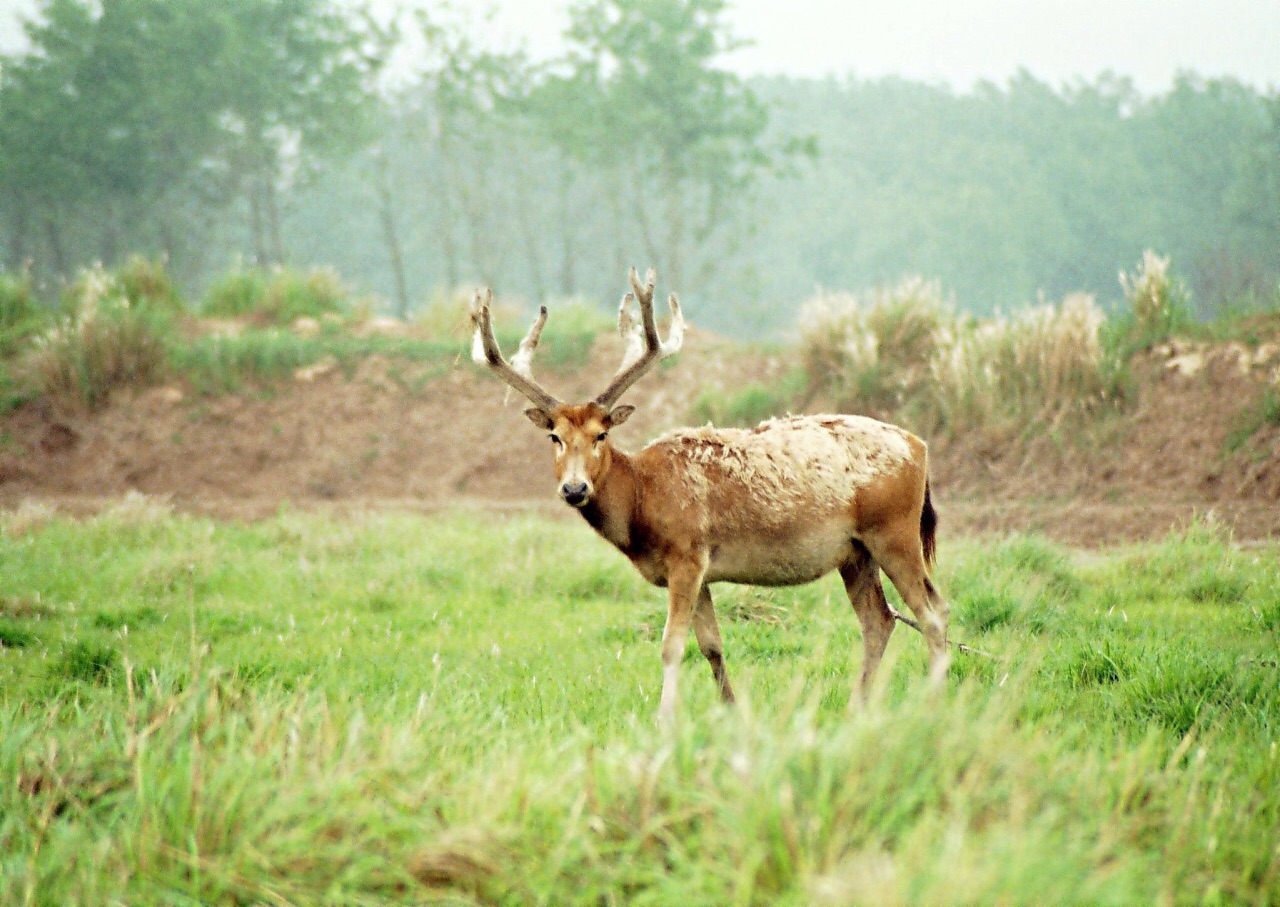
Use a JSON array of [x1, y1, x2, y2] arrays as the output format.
[[690, 370, 807, 427], [800, 278, 953, 414], [0, 268, 45, 355], [0, 510, 1277, 902], [1224, 385, 1280, 453], [203, 266, 351, 324], [1103, 249, 1197, 358], [22, 265, 171, 410], [551, 0, 773, 288], [170, 330, 455, 395], [800, 280, 1116, 432], [0, 0, 384, 281], [116, 254, 183, 312]]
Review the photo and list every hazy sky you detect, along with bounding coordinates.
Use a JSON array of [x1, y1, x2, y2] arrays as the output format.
[[1, 0, 1278, 94]]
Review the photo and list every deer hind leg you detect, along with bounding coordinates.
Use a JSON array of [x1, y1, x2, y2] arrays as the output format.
[[692, 584, 735, 704], [865, 524, 951, 685], [840, 542, 896, 706], [657, 555, 708, 725]]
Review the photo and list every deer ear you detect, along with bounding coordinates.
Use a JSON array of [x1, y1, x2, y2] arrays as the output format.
[[607, 404, 636, 427], [524, 407, 554, 430]]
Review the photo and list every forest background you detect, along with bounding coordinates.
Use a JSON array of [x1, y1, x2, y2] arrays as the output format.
[[1, 0, 1278, 337]]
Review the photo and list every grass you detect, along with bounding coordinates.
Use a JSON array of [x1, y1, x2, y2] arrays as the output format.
[[0, 506, 1277, 903], [689, 369, 807, 427], [799, 280, 1121, 434], [1225, 385, 1280, 454], [203, 266, 351, 324], [170, 330, 459, 394]]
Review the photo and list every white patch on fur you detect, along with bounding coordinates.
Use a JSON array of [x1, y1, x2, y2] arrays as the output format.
[[648, 414, 913, 511], [643, 415, 919, 586]]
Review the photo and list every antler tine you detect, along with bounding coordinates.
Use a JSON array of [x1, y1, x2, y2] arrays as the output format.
[[595, 268, 684, 409], [617, 291, 646, 371], [470, 289, 562, 412]]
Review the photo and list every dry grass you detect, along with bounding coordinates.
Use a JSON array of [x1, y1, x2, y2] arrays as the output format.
[[22, 265, 171, 411], [932, 293, 1112, 430], [800, 278, 953, 414], [800, 280, 1116, 433]]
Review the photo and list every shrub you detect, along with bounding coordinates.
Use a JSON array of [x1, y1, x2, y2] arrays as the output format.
[[23, 265, 171, 410], [800, 278, 953, 414], [690, 371, 806, 427], [1104, 250, 1195, 357], [117, 254, 183, 311], [0, 268, 49, 357], [204, 266, 350, 324], [801, 279, 1115, 433], [52, 640, 120, 685], [932, 293, 1113, 430], [203, 269, 269, 319]]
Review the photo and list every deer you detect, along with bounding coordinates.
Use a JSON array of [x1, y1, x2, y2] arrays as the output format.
[[470, 269, 950, 724]]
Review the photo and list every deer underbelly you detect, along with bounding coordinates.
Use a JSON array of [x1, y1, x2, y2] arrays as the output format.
[[706, 526, 854, 586]]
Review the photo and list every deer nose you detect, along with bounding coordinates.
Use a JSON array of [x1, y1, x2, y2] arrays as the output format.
[[561, 481, 589, 506]]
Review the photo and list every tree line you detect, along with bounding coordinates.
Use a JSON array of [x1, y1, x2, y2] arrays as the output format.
[[2, 0, 1278, 336]]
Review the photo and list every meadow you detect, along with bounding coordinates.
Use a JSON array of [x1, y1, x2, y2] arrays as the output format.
[[1, 500, 1278, 905]]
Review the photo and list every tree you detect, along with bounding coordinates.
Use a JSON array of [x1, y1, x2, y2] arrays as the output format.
[[553, 0, 771, 289], [207, 0, 386, 266]]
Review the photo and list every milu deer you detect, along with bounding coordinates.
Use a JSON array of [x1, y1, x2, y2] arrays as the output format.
[[471, 269, 950, 723]]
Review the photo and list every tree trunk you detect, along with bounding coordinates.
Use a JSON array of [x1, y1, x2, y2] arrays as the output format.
[[663, 158, 685, 290], [44, 216, 67, 278], [373, 147, 411, 317], [100, 197, 120, 268], [433, 130, 461, 290], [265, 172, 284, 265], [4, 194, 29, 272], [557, 163, 576, 296], [248, 173, 267, 267], [510, 146, 547, 302]]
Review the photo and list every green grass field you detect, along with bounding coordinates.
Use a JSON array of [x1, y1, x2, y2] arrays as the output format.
[[1, 501, 1278, 905]]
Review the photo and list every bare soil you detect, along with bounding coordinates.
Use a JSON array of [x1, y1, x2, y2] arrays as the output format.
[[4, 330, 1278, 547]]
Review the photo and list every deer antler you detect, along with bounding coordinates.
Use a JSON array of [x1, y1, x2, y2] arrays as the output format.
[[594, 267, 684, 408], [470, 288, 562, 412]]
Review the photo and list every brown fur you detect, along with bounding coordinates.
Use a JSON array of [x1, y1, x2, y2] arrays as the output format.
[[472, 272, 949, 722], [540, 405, 950, 719]]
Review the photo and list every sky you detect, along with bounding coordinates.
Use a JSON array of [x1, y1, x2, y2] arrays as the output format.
[[1, 0, 1278, 94]]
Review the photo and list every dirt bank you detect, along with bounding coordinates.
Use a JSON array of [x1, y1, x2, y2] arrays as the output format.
[[5, 331, 1278, 546]]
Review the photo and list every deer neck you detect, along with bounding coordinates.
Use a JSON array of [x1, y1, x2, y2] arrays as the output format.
[[578, 445, 638, 552]]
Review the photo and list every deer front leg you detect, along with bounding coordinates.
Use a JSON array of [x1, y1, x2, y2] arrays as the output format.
[[657, 554, 708, 726]]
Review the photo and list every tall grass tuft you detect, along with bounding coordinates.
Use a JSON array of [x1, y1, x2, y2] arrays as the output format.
[[0, 267, 45, 356], [1105, 249, 1195, 357], [204, 265, 350, 324], [116, 254, 183, 311], [800, 278, 953, 415], [22, 264, 171, 410], [800, 279, 1115, 433], [932, 293, 1114, 430]]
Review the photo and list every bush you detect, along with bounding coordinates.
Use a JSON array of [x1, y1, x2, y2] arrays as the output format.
[[117, 254, 183, 311], [932, 293, 1114, 431], [0, 268, 46, 356], [1104, 250, 1195, 358], [800, 279, 1115, 433], [51, 640, 120, 685], [204, 266, 350, 324], [800, 278, 952, 415], [23, 265, 171, 410], [690, 371, 806, 427]]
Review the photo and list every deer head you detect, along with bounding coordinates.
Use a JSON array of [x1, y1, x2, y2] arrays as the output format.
[[470, 268, 684, 507]]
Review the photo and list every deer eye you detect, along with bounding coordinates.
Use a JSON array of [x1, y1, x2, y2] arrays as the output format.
[[549, 434, 561, 445], [596, 432, 608, 443]]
